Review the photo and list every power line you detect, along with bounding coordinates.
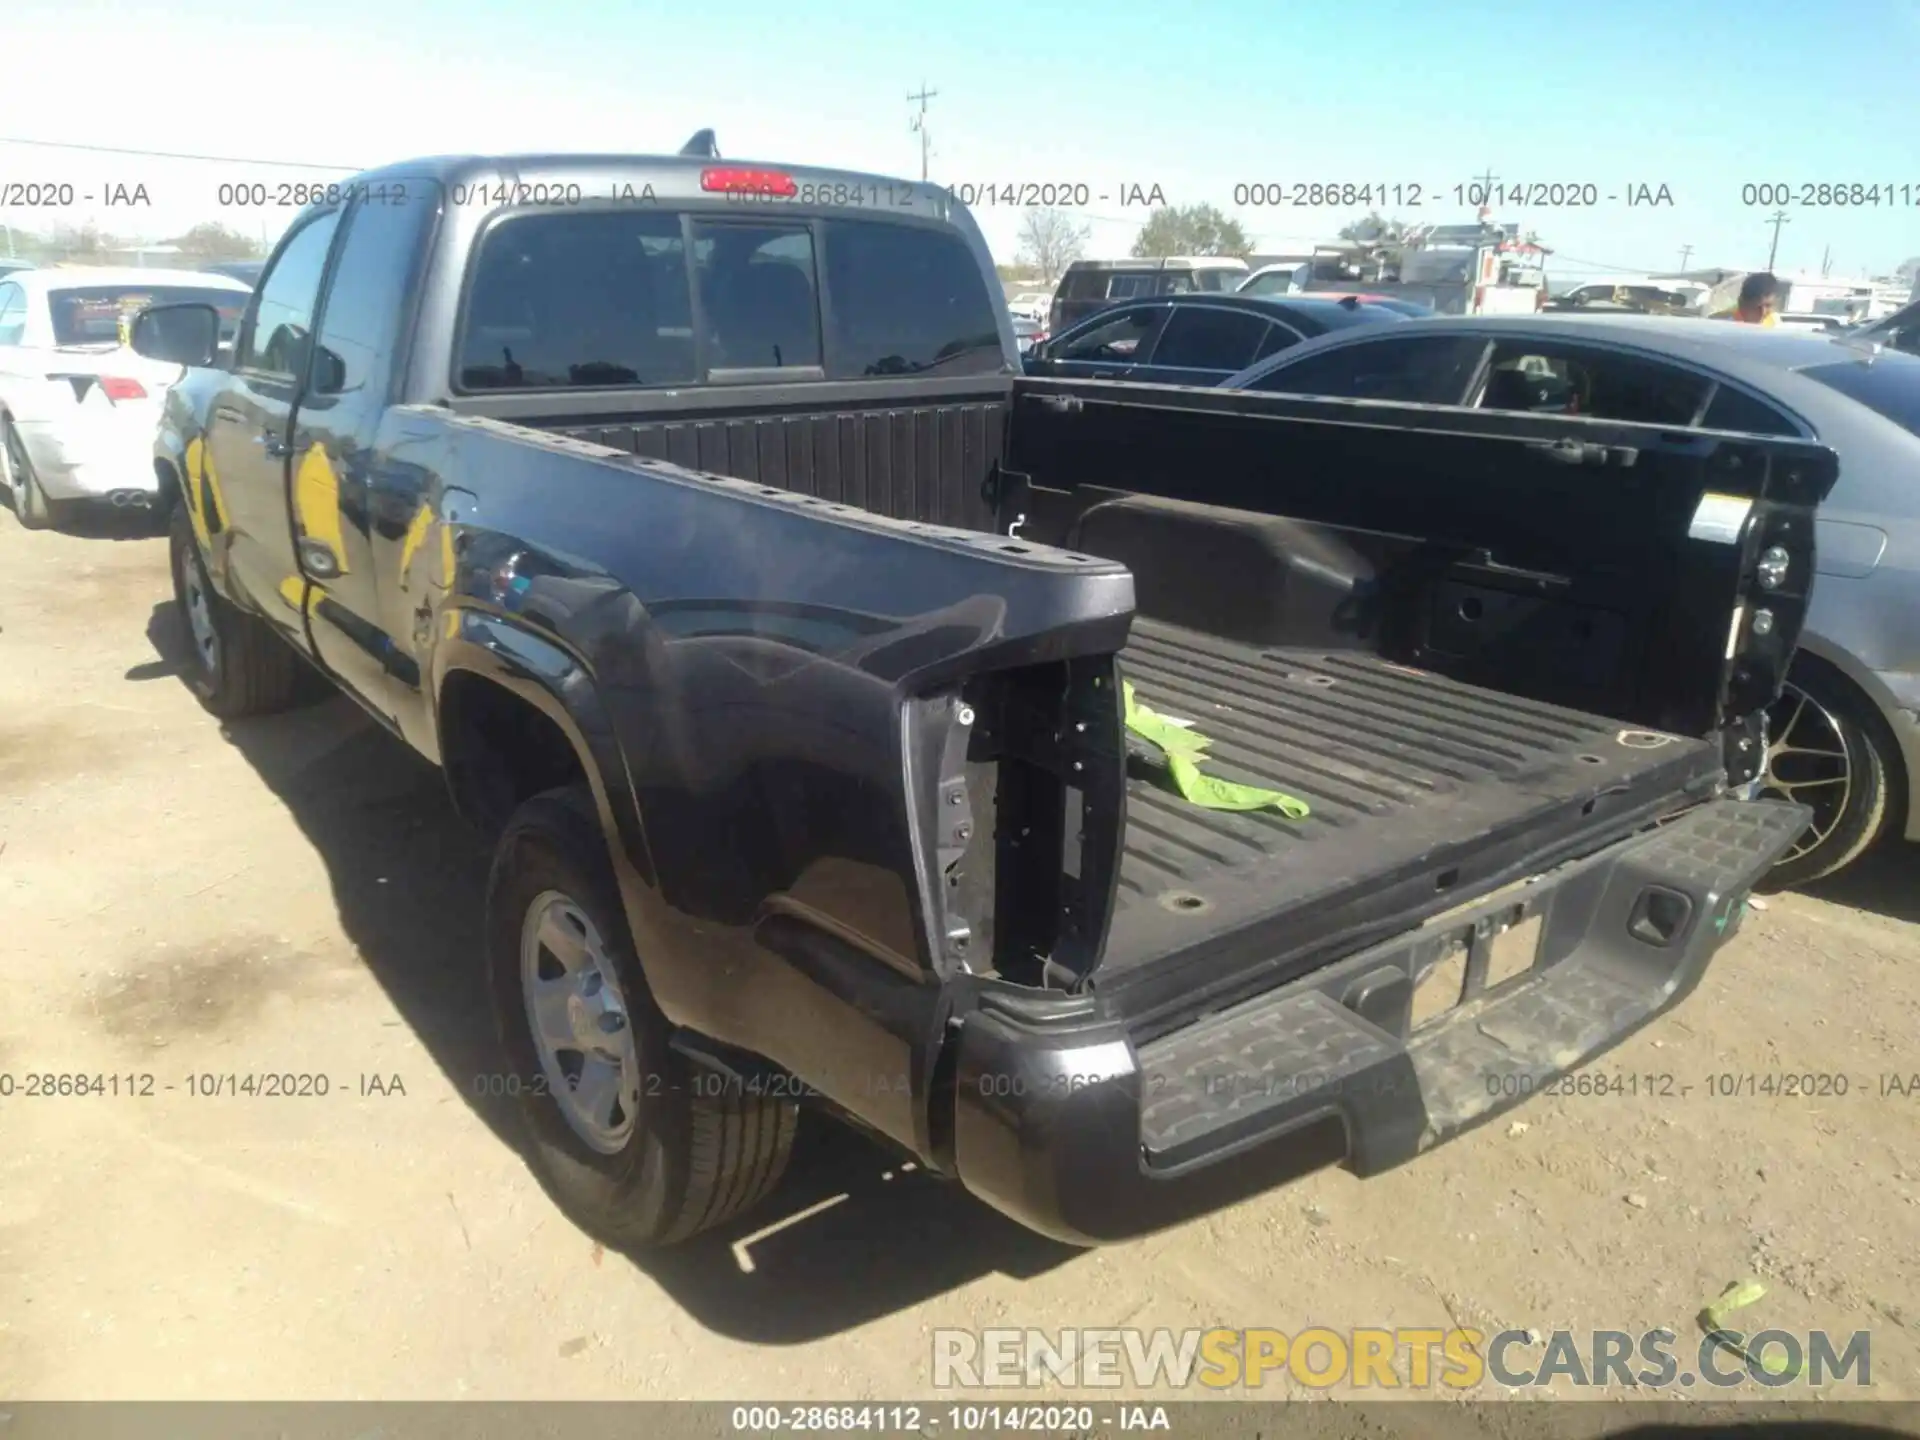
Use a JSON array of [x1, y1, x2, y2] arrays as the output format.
[[0, 135, 360, 171]]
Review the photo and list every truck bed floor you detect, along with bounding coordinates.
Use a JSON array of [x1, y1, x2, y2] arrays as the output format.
[[1102, 620, 1723, 1013]]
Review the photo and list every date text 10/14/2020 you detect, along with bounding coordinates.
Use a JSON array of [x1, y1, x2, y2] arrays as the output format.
[[0, 1072, 406, 1098]]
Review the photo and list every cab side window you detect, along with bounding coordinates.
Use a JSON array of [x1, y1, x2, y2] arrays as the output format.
[[310, 186, 436, 398], [239, 210, 343, 381]]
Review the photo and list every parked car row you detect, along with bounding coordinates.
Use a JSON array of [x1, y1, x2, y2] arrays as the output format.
[[1024, 292, 1412, 386]]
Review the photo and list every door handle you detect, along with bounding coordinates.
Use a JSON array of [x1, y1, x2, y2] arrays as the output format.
[[1527, 438, 1605, 466], [1525, 438, 1641, 468]]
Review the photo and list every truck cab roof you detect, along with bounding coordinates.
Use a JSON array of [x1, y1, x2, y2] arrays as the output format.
[[344, 151, 957, 214]]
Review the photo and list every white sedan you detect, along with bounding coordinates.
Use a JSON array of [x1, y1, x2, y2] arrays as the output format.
[[1007, 290, 1053, 324], [0, 266, 251, 529]]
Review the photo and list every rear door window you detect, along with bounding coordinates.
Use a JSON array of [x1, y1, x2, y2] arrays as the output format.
[[1476, 342, 1709, 425], [1056, 305, 1165, 363], [1698, 383, 1802, 436], [1147, 306, 1271, 371], [1193, 269, 1241, 293], [1106, 272, 1154, 300], [1245, 334, 1488, 402], [819, 218, 1001, 377], [460, 210, 697, 389], [1253, 322, 1304, 362]]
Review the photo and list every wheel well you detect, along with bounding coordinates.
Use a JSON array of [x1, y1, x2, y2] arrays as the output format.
[[1789, 648, 1909, 837], [153, 457, 183, 512], [438, 671, 588, 837]]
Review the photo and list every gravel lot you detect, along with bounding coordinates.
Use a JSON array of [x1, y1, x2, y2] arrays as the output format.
[[2, 511, 1917, 1418]]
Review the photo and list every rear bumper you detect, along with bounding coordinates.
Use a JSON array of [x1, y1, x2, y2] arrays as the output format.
[[950, 796, 1808, 1246], [16, 418, 160, 502]]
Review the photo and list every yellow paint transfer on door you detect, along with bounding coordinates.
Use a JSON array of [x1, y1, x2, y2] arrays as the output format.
[[293, 444, 350, 575]]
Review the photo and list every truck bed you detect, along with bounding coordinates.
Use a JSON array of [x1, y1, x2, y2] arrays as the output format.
[[1105, 618, 1725, 1030]]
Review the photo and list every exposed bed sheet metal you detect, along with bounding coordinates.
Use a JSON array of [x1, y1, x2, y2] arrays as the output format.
[[1101, 620, 1722, 995]]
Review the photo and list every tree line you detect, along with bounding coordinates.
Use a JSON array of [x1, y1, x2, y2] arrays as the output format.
[[1, 221, 265, 266], [1011, 204, 1414, 284]]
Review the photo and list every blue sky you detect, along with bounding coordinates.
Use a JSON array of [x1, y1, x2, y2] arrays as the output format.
[[5, 0, 1919, 280]]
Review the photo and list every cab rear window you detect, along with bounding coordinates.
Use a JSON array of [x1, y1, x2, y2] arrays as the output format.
[[820, 219, 1001, 377], [458, 207, 1004, 390]]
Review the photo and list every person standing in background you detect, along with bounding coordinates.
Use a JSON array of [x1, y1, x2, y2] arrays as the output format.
[[1715, 272, 1780, 326]]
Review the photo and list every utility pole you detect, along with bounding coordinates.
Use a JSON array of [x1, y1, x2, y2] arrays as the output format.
[[1471, 166, 1499, 218], [907, 83, 938, 183], [1678, 243, 1693, 271], [1820, 244, 1831, 277], [1765, 209, 1790, 271]]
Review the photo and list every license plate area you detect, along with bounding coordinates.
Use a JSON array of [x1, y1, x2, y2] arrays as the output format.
[[1409, 902, 1547, 1032]]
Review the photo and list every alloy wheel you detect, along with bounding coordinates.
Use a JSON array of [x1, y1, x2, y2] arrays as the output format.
[[1759, 680, 1853, 863]]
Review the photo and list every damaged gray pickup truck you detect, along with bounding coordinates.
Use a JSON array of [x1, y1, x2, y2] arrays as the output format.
[[132, 138, 1831, 1248]]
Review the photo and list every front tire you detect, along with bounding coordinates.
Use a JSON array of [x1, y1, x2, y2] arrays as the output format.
[[486, 785, 798, 1247], [2, 418, 53, 531], [168, 503, 303, 718], [1760, 660, 1895, 887]]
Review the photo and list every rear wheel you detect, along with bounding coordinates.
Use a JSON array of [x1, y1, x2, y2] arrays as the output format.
[[1, 418, 53, 531], [1760, 661, 1895, 887], [486, 785, 798, 1247], [168, 503, 304, 718]]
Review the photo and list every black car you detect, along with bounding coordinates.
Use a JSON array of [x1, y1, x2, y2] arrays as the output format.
[[1024, 292, 1410, 386]]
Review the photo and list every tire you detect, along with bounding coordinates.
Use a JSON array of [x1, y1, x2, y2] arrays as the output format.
[[1760, 660, 1895, 888], [2, 418, 53, 531], [167, 502, 303, 718], [486, 784, 798, 1247]]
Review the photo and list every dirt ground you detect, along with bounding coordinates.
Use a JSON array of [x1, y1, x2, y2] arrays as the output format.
[[2, 510, 1918, 1419]]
